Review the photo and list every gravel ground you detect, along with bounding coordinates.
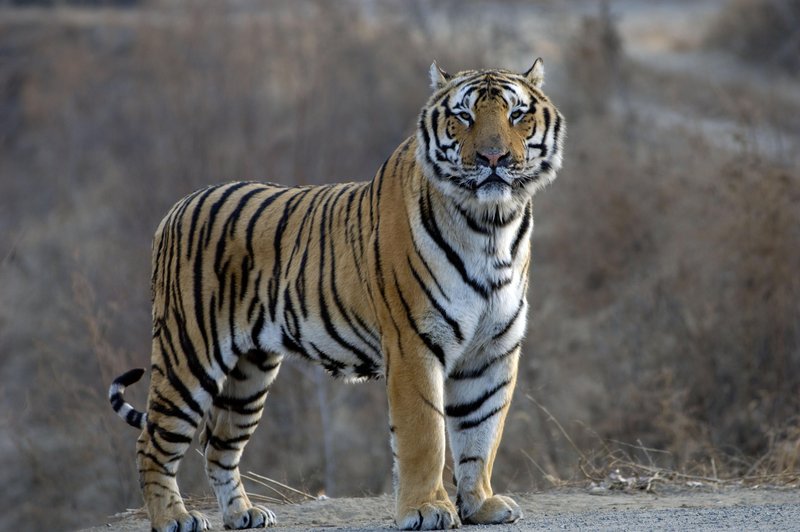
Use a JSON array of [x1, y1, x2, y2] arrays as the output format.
[[80, 486, 800, 531]]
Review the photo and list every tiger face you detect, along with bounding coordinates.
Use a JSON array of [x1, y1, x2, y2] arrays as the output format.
[[417, 59, 564, 211]]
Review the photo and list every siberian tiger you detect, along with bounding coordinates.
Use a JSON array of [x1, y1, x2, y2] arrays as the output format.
[[109, 58, 564, 531]]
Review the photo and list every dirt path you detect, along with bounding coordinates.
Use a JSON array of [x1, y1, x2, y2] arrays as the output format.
[[81, 486, 799, 531]]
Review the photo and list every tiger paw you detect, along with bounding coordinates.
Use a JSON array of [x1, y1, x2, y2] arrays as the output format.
[[396, 500, 461, 530], [223, 505, 277, 529], [461, 494, 522, 525], [152, 510, 210, 532]]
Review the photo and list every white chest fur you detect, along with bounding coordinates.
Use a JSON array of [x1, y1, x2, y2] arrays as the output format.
[[410, 197, 533, 373]]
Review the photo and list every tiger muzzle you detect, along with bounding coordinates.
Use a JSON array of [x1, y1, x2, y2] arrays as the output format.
[[475, 149, 511, 169]]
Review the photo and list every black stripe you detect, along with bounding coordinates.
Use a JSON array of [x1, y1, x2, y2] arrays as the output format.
[[410, 233, 450, 303], [376, 276, 406, 372], [419, 186, 488, 299], [175, 309, 220, 398], [393, 274, 447, 366], [458, 401, 509, 431], [356, 184, 369, 258], [449, 342, 520, 380], [510, 201, 532, 260], [286, 186, 330, 269], [246, 271, 262, 320], [204, 182, 250, 248], [214, 186, 267, 278], [110, 394, 125, 412], [208, 458, 239, 471], [227, 269, 241, 359], [208, 294, 231, 374], [551, 113, 563, 158], [251, 304, 266, 347], [126, 410, 144, 429], [281, 329, 314, 362], [137, 450, 176, 476], [326, 186, 382, 357], [159, 315, 182, 370], [245, 188, 292, 259], [213, 388, 268, 412], [151, 389, 199, 428], [268, 192, 305, 321], [186, 186, 217, 260], [455, 204, 492, 235], [246, 350, 281, 373], [542, 107, 551, 149], [352, 311, 380, 346], [317, 187, 377, 368], [295, 186, 338, 318], [407, 255, 463, 342], [149, 422, 193, 444], [157, 330, 204, 418], [492, 298, 525, 341], [208, 433, 251, 451], [113, 368, 145, 387], [445, 378, 511, 418], [372, 160, 390, 293], [283, 286, 301, 342], [147, 423, 182, 457], [418, 391, 445, 418], [309, 341, 347, 376], [192, 218, 212, 371]]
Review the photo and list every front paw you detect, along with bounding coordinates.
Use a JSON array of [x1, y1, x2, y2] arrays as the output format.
[[397, 500, 461, 530], [460, 494, 521, 525], [152, 510, 210, 532], [223, 505, 277, 529]]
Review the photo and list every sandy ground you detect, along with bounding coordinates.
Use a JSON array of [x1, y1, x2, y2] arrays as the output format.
[[80, 486, 800, 531]]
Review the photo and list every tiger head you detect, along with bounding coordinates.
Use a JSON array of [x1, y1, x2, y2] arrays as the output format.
[[416, 59, 564, 213]]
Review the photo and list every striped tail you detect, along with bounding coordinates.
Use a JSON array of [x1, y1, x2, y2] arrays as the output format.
[[109, 368, 147, 429]]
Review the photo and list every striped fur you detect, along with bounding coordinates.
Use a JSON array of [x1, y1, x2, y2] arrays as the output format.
[[109, 59, 564, 531]]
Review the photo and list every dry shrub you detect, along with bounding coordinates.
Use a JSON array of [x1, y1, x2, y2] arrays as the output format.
[[562, 0, 624, 116], [707, 0, 800, 74], [520, 3, 800, 485]]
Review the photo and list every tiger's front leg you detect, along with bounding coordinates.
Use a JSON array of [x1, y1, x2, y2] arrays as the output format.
[[387, 341, 460, 530], [445, 345, 522, 525]]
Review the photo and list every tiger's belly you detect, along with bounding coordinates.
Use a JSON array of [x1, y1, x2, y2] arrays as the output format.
[[248, 268, 525, 380], [254, 283, 385, 381], [254, 284, 524, 381]]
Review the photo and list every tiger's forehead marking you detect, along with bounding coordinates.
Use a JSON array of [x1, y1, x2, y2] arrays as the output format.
[[448, 74, 532, 110]]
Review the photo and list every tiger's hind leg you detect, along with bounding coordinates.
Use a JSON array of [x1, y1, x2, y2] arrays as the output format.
[[445, 346, 522, 525], [136, 365, 218, 532], [201, 349, 282, 529]]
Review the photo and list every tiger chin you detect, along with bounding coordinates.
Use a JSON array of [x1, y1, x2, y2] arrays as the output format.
[[109, 58, 564, 531]]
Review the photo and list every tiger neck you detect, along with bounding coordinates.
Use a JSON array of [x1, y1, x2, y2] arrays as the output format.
[[411, 161, 533, 267]]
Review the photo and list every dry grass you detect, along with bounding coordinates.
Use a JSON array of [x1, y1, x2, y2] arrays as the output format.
[[707, 0, 800, 74], [0, 1, 798, 530]]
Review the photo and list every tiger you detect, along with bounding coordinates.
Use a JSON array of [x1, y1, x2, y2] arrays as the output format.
[[109, 57, 564, 531]]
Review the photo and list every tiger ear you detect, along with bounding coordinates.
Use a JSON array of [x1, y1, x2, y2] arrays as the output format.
[[429, 61, 451, 91], [523, 58, 545, 88]]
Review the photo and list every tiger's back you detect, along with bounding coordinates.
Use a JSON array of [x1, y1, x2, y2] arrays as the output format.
[[109, 58, 564, 532]]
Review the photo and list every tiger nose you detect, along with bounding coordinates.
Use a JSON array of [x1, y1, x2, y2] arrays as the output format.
[[476, 149, 511, 168]]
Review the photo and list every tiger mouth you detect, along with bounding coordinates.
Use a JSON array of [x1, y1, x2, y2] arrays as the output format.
[[477, 172, 512, 189]]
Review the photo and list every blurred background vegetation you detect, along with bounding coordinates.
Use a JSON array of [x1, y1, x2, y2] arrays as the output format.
[[0, 0, 798, 529]]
